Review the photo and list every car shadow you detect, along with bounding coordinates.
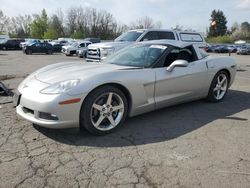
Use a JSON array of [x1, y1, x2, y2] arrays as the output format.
[[34, 89, 250, 147]]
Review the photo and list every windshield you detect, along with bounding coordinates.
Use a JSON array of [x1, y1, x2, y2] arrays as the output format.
[[115, 31, 145, 42], [105, 44, 167, 68]]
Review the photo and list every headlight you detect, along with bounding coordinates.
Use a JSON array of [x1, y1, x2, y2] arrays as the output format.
[[40, 79, 80, 94], [101, 47, 114, 57]]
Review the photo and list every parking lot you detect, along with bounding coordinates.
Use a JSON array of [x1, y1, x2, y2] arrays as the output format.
[[0, 51, 250, 188]]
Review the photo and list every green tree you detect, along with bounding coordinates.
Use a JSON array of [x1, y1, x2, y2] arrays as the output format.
[[31, 9, 48, 38], [43, 27, 57, 39], [71, 30, 85, 39], [208, 10, 227, 37], [43, 15, 64, 39], [50, 15, 64, 37]]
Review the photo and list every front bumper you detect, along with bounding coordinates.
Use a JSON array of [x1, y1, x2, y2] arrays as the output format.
[[16, 79, 87, 129]]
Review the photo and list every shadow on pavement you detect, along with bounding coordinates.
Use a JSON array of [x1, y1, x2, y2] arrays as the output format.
[[35, 89, 250, 147]]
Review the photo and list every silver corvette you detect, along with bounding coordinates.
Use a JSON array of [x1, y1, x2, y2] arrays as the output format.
[[16, 40, 236, 135]]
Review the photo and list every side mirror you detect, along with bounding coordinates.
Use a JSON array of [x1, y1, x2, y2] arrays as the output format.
[[166, 60, 188, 72]]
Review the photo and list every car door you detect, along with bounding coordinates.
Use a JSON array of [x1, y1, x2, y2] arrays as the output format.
[[34, 43, 42, 53], [154, 46, 208, 109]]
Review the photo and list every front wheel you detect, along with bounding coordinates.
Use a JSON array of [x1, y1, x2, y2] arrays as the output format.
[[207, 71, 229, 102], [80, 86, 128, 135], [47, 50, 53, 55]]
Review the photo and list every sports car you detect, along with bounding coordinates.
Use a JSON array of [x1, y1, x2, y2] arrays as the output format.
[[15, 40, 236, 135]]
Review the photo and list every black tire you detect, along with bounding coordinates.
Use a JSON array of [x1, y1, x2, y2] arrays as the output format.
[[2, 46, 7, 50], [26, 50, 32, 55], [47, 50, 53, 55], [207, 71, 229, 102], [80, 86, 128, 135]]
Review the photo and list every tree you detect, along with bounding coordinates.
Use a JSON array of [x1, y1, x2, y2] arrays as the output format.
[[130, 16, 162, 30], [232, 21, 250, 41], [0, 10, 9, 34], [31, 9, 48, 38], [208, 10, 227, 37], [8, 15, 32, 38]]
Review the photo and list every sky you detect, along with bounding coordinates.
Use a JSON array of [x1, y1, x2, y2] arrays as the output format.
[[1, 0, 250, 32]]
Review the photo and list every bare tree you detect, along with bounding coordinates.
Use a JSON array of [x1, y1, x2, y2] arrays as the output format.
[[130, 16, 162, 29], [0, 10, 9, 34]]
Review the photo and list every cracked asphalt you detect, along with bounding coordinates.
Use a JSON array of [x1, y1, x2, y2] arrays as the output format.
[[0, 51, 250, 188]]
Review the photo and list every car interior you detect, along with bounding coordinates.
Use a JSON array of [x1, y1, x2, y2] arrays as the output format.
[[163, 46, 197, 67]]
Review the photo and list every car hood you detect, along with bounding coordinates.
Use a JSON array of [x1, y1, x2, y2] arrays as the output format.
[[62, 45, 76, 50], [35, 62, 135, 84], [88, 41, 134, 50]]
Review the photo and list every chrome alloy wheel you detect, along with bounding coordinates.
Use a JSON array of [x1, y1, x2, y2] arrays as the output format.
[[90, 92, 125, 131], [213, 73, 228, 100]]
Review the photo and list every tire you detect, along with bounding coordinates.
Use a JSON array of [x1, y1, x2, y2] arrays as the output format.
[[47, 50, 53, 55], [80, 86, 128, 135], [206, 71, 229, 102], [27, 50, 32, 55], [2, 46, 7, 50]]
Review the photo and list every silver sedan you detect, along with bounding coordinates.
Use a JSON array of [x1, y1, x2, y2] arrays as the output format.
[[15, 40, 236, 135]]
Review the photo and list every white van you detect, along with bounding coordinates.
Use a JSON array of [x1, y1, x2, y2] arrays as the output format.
[[87, 29, 207, 61]]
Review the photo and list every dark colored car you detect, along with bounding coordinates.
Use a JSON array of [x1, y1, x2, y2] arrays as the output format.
[[23, 42, 53, 55], [52, 43, 63, 53], [0, 39, 25, 50], [214, 45, 237, 53], [206, 45, 219, 53]]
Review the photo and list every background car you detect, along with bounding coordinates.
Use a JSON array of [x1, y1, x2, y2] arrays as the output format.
[[62, 41, 92, 56], [20, 39, 40, 49], [237, 45, 250, 55], [0, 39, 25, 50], [76, 41, 92, 58], [23, 42, 53, 55]]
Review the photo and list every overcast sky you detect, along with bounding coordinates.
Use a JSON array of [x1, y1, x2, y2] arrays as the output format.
[[1, 0, 250, 32]]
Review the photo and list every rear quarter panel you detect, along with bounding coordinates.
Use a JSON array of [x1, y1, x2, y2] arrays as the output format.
[[206, 56, 236, 87]]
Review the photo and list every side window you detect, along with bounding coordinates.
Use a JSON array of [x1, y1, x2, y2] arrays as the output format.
[[79, 43, 85, 47], [199, 48, 209, 59], [157, 31, 175, 40], [163, 46, 196, 67], [86, 43, 91, 47], [141, 31, 158, 41]]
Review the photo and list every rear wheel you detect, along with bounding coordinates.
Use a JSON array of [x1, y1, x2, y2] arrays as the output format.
[[26, 50, 32, 55], [47, 50, 53, 55], [207, 71, 229, 102], [80, 86, 128, 135]]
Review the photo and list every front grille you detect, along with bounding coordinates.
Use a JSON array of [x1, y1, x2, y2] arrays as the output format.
[[87, 48, 100, 57]]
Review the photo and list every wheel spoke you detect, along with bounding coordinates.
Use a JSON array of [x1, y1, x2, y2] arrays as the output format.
[[221, 86, 227, 91], [112, 104, 124, 112], [106, 93, 113, 105], [107, 115, 116, 127], [213, 87, 218, 92], [220, 77, 226, 84], [217, 77, 221, 84], [94, 115, 105, 128], [93, 104, 103, 111], [216, 90, 220, 98]]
